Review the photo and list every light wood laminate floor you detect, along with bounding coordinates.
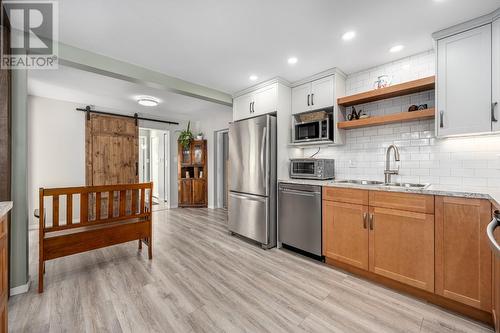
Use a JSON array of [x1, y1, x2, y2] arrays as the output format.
[[10, 208, 494, 332]]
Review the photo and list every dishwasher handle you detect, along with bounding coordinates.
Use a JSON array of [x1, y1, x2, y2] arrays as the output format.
[[280, 188, 321, 197], [487, 210, 500, 256]]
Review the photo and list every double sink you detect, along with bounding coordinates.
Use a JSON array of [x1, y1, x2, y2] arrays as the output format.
[[334, 179, 429, 189]]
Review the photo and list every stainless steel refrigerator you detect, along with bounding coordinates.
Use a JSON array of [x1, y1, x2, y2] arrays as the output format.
[[228, 114, 277, 249]]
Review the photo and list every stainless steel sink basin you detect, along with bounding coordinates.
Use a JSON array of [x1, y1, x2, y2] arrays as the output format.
[[335, 180, 385, 185], [384, 182, 429, 189], [334, 179, 429, 189]]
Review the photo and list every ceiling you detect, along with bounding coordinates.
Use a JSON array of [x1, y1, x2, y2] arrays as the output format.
[[50, 0, 499, 93], [28, 65, 232, 121]]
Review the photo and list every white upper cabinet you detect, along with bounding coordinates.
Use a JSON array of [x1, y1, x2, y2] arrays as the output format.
[[233, 93, 253, 121], [436, 24, 492, 137], [310, 76, 335, 110], [233, 84, 277, 121], [253, 84, 277, 116], [493, 18, 500, 132], [291, 83, 311, 115], [291, 75, 334, 114]]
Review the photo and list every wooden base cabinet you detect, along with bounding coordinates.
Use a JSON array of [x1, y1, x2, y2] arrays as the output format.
[[369, 207, 434, 292], [435, 196, 492, 311], [0, 210, 9, 333], [322, 188, 435, 292], [323, 200, 369, 270]]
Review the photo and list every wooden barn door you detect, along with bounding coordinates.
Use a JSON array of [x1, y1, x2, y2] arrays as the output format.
[[86, 114, 139, 186], [86, 114, 139, 219]]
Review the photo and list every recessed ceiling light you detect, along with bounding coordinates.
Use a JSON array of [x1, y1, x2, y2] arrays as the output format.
[[390, 45, 404, 53], [288, 57, 298, 65], [249, 75, 258, 81], [137, 96, 159, 107], [342, 31, 356, 41]]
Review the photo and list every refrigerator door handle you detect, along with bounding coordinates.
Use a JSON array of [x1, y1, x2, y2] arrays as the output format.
[[260, 126, 267, 193]]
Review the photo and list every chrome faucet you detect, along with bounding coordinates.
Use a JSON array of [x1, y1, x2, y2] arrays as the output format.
[[384, 144, 400, 184]]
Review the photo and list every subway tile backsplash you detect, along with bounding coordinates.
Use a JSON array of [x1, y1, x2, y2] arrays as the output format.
[[302, 50, 500, 187]]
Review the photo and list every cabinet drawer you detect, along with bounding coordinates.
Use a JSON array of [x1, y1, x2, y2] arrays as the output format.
[[369, 191, 434, 214], [323, 187, 368, 205]]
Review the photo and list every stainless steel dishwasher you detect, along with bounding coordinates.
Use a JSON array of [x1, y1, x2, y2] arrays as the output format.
[[278, 183, 322, 257]]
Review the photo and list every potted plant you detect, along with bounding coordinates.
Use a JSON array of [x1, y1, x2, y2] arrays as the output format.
[[178, 121, 194, 149], [196, 132, 203, 140]]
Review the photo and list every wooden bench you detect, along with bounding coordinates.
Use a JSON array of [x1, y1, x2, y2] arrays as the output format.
[[38, 183, 153, 293]]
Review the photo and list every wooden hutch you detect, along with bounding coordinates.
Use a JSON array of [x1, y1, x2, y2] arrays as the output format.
[[178, 140, 207, 207]]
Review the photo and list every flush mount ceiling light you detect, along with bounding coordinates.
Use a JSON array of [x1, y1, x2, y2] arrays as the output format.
[[342, 31, 356, 41], [137, 96, 159, 107], [287, 57, 298, 65], [390, 45, 404, 53], [249, 74, 258, 81]]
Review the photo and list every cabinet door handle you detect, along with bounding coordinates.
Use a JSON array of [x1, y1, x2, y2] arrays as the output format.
[[363, 212, 367, 229], [492, 102, 498, 122], [311, 93, 314, 106], [249, 102, 252, 113], [369, 214, 374, 230], [439, 110, 444, 128], [307, 94, 310, 106]]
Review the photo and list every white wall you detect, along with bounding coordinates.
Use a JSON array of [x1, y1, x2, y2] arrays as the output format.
[[28, 96, 85, 225], [302, 50, 500, 188]]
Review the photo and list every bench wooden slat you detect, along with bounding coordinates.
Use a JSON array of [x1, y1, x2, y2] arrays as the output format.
[[80, 193, 88, 223], [119, 190, 126, 216], [140, 189, 145, 214], [66, 194, 73, 225], [52, 195, 59, 227], [132, 189, 138, 215]]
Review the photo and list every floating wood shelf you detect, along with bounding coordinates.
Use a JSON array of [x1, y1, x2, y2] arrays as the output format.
[[337, 76, 435, 107], [337, 108, 435, 129]]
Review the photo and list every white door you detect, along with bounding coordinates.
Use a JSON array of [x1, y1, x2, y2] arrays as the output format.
[[233, 93, 253, 121], [253, 84, 277, 116], [310, 75, 334, 110], [437, 24, 492, 137], [291, 83, 311, 114], [493, 18, 500, 132]]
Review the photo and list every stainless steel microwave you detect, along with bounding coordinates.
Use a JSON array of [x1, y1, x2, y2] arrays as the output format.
[[289, 158, 335, 180], [293, 113, 333, 143]]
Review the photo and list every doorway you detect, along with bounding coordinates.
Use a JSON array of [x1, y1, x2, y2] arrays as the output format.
[[215, 129, 229, 209], [138, 128, 169, 205]]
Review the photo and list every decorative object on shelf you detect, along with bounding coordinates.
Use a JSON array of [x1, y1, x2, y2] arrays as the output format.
[[298, 110, 327, 123], [347, 106, 367, 121], [185, 171, 190, 178], [373, 75, 392, 89], [408, 104, 428, 112], [199, 171, 203, 178], [178, 121, 194, 149], [338, 108, 435, 129], [196, 132, 204, 140]]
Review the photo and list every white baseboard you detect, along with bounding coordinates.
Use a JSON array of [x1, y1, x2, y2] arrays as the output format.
[[10, 277, 31, 296]]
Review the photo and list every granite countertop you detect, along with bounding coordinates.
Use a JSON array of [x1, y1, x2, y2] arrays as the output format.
[[0, 202, 13, 217], [279, 179, 500, 208]]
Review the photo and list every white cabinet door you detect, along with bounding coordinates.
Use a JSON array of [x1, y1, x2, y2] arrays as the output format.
[[291, 83, 311, 114], [253, 84, 277, 116], [437, 24, 492, 136], [310, 75, 334, 110], [493, 18, 500, 132], [233, 93, 253, 121]]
